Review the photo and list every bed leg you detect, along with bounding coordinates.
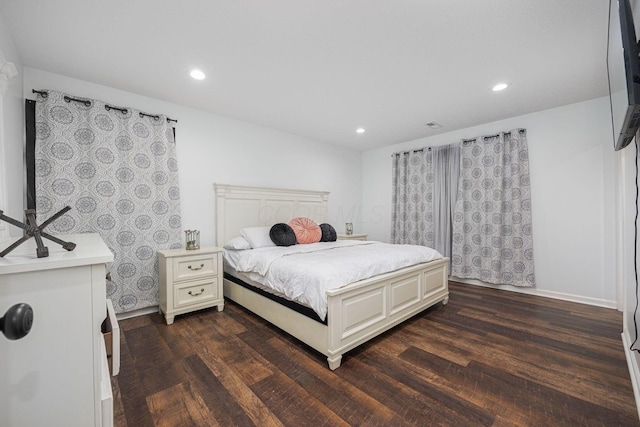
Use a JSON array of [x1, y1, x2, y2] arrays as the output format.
[[442, 296, 449, 305], [327, 354, 342, 370]]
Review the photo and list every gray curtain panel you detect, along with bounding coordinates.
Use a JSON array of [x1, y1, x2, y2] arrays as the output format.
[[431, 144, 460, 259], [451, 129, 535, 287], [391, 144, 460, 258], [34, 90, 183, 313]]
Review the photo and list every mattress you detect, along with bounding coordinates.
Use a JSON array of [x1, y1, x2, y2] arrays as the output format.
[[223, 270, 326, 324], [224, 240, 442, 320]]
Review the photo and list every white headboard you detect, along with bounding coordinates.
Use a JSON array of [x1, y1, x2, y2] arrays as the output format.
[[213, 183, 329, 247]]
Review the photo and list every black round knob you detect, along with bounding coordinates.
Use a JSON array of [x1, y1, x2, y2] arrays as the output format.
[[1, 303, 34, 340]]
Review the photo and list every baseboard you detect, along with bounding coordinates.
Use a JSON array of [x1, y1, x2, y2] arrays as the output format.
[[622, 330, 640, 421], [450, 277, 618, 309], [115, 305, 159, 321]]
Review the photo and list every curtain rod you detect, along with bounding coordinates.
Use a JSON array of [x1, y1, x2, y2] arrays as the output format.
[[390, 147, 430, 157], [391, 129, 526, 156], [464, 129, 526, 142], [32, 89, 178, 124]]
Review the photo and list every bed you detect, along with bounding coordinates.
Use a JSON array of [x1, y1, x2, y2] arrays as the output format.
[[214, 183, 449, 370]]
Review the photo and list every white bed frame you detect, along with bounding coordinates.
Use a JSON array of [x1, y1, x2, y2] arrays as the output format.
[[214, 183, 449, 370]]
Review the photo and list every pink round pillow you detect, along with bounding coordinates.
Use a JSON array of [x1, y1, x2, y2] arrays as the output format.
[[288, 217, 322, 244]]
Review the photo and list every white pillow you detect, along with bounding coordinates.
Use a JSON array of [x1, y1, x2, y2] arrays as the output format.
[[240, 226, 276, 248], [223, 236, 252, 250]]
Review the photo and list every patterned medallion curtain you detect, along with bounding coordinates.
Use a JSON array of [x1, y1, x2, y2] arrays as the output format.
[[391, 144, 460, 258], [451, 129, 535, 287], [391, 149, 430, 246], [34, 90, 182, 313]]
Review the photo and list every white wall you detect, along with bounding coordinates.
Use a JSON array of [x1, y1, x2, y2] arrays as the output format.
[[619, 123, 640, 415], [12, 67, 362, 246], [362, 97, 617, 307], [0, 6, 24, 225], [621, 0, 640, 417]]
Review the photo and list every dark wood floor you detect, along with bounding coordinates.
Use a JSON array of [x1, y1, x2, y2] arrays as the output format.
[[111, 282, 639, 426]]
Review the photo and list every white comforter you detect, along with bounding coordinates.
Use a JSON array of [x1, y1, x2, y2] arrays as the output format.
[[225, 240, 442, 320]]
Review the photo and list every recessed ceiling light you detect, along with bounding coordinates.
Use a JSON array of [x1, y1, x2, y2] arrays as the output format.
[[492, 83, 509, 92], [356, 127, 366, 134], [190, 69, 206, 80]]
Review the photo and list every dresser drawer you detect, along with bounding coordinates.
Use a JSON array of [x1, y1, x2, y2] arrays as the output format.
[[101, 299, 120, 376], [174, 278, 219, 308], [173, 254, 217, 281]]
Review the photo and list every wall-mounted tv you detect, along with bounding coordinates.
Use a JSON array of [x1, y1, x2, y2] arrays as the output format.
[[608, 0, 640, 151]]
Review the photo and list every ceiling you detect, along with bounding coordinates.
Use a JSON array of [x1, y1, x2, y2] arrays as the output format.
[[0, 0, 610, 151]]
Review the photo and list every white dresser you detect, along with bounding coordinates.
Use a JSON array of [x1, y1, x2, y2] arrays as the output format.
[[0, 233, 114, 427]]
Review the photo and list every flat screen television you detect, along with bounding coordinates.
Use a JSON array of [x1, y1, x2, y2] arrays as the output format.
[[608, 0, 640, 151]]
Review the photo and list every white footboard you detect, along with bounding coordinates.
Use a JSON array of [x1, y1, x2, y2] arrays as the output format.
[[325, 257, 448, 369]]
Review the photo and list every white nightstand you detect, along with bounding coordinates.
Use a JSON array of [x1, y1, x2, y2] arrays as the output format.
[[158, 247, 224, 325], [337, 233, 368, 241]]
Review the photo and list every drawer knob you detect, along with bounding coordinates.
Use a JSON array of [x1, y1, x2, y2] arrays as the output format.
[[1, 303, 34, 340], [188, 263, 205, 271], [188, 288, 205, 296]]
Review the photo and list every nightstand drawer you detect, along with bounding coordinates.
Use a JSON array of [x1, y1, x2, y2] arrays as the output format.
[[174, 278, 218, 308], [173, 254, 217, 281]]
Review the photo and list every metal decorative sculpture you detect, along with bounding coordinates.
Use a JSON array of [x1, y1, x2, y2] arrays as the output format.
[[0, 207, 76, 258]]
